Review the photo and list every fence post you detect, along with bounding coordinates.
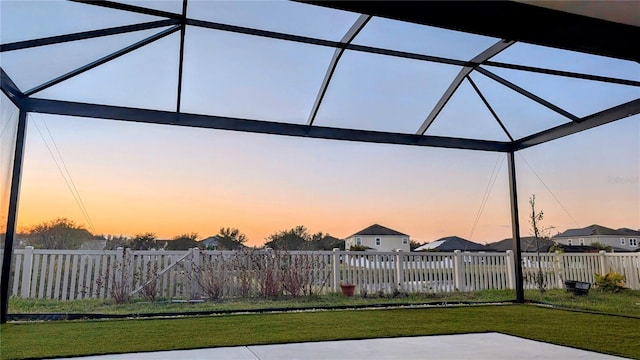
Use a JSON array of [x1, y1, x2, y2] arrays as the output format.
[[395, 249, 403, 290], [505, 250, 515, 290], [20, 246, 34, 298], [125, 248, 133, 296], [598, 250, 607, 275], [332, 248, 340, 292], [191, 247, 201, 299], [552, 252, 562, 289], [115, 247, 124, 289], [453, 250, 463, 291]]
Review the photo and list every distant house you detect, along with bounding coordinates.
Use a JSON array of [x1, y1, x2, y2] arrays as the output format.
[[199, 236, 220, 250], [79, 239, 107, 250], [154, 239, 170, 249], [414, 236, 494, 252], [315, 235, 345, 250], [489, 236, 556, 252], [344, 224, 410, 252], [553, 224, 639, 252]]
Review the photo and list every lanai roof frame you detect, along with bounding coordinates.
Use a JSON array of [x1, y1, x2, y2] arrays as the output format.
[[1, 0, 639, 323]]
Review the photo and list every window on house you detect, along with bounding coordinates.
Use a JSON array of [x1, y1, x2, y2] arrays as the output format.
[[402, 237, 408, 245], [630, 238, 638, 247], [375, 238, 381, 246], [620, 238, 626, 245], [356, 237, 362, 245], [579, 238, 585, 245], [567, 239, 572, 245]]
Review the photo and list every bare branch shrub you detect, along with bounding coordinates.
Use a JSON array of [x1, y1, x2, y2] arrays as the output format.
[[191, 254, 228, 300], [94, 249, 132, 304], [137, 259, 159, 302]]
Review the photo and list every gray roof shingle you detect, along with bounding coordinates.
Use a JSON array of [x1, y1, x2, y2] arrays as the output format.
[[554, 224, 623, 238], [349, 224, 408, 237], [416, 236, 494, 252], [489, 237, 556, 252], [617, 228, 640, 236]]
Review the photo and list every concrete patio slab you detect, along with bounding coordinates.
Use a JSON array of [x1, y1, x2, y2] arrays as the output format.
[[52, 332, 627, 360]]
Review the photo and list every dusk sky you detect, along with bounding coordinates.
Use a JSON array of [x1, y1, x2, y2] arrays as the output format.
[[2, 1, 638, 246]]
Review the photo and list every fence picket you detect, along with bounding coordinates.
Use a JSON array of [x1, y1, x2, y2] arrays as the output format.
[[4, 249, 640, 300]]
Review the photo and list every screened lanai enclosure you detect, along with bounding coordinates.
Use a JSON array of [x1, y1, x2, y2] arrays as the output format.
[[1, 1, 639, 323]]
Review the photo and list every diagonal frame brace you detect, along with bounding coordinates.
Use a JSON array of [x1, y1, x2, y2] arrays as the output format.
[[307, 14, 371, 126], [24, 25, 181, 96], [416, 39, 514, 135], [476, 67, 581, 123], [514, 98, 640, 150]]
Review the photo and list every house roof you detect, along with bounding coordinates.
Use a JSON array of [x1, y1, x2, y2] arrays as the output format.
[[415, 236, 493, 252], [554, 224, 624, 238], [349, 224, 408, 238], [489, 237, 556, 252], [323, 235, 343, 242], [617, 228, 640, 236], [200, 236, 220, 246]]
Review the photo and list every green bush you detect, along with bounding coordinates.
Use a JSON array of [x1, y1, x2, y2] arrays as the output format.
[[594, 271, 627, 292]]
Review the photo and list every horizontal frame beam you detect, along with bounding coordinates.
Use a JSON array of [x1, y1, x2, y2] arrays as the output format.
[[483, 61, 640, 87], [70, 0, 182, 20], [186, 18, 469, 68], [24, 98, 512, 153], [0, 19, 179, 52]]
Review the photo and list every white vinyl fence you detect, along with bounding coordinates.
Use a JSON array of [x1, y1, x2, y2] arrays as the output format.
[[1, 247, 639, 300]]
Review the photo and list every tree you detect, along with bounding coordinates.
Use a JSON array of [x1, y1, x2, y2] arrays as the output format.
[[24, 218, 92, 249], [103, 234, 131, 250], [264, 226, 312, 250], [529, 195, 550, 293], [131, 232, 157, 250], [313, 234, 344, 250], [166, 233, 199, 250], [214, 227, 247, 250], [590, 242, 612, 252], [410, 240, 424, 251]]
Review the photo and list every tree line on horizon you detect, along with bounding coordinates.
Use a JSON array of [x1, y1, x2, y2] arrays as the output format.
[[10, 218, 349, 251]]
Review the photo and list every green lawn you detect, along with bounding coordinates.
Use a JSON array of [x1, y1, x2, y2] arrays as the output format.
[[2, 304, 639, 359], [7, 289, 516, 315], [8, 289, 640, 318]]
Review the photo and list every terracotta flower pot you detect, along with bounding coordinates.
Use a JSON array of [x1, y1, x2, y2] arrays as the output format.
[[340, 283, 356, 296]]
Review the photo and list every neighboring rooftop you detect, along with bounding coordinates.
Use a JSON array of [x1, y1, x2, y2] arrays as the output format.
[[415, 236, 494, 252], [349, 224, 408, 238], [489, 236, 556, 252], [554, 224, 628, 238], [617, 228, 640, 236]]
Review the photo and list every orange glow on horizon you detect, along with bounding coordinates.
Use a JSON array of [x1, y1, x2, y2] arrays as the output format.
[[14, 114, 639, 247]]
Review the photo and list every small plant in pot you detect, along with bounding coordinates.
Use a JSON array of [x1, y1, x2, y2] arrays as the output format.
[[340, 283, 356, 296]]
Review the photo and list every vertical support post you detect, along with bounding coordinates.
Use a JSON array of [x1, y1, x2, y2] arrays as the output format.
[[395, 249, 403, 290], [453, 250, 463, 291], [332, 248, 340, 292], [508, 151, 525, 303], [1, 109, 27, 324]]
